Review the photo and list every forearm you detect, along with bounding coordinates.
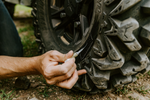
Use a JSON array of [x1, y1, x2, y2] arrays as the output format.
[[0, 56, 40, 79]]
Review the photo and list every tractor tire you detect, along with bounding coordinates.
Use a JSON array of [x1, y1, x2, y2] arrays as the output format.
[[32, 0, 150, 93]]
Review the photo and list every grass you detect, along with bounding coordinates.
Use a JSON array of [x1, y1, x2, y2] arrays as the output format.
[[18, 25, 39, 57], [15, 5, 32, 12], [0, 89, 17, 100], [135, 86, 150, 95], [147, 71, 150, 76], [116, 86, 129, 95], [14, 5, 32, 17], [128, 96, 136, 100], [38, 86, 56, 98]]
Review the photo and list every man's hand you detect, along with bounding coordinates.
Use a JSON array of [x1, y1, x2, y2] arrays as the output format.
[[37, 50, 87, 89]]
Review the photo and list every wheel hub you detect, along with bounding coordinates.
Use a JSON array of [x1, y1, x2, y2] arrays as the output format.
[[64, 0, 82, 17]]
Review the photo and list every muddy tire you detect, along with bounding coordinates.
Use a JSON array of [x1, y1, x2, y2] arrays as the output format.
[[32, 0, 150, 93]]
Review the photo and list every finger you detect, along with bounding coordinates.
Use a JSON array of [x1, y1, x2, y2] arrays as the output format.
[[42, 62, 59, 78], [59, 50, 74, 62], [50, 50, 73, 62], [47, 58, 75, 77], [78, 69, 87, 76], [47, 63, 76, 83], [47, 62, 58, 67], [56, 70, 78, 89], [42, 55, 58, 67], [57, 58, 75, 75]]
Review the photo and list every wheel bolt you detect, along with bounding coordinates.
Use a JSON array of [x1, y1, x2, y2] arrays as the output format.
[[74, 22, 80, 28], [60, 13, 66, 18]]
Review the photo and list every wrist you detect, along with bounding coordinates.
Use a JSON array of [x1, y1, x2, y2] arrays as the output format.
[[32, 56, 43, 75]]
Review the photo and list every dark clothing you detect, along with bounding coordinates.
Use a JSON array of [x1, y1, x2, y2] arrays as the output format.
[[0, 0, 23, 57]]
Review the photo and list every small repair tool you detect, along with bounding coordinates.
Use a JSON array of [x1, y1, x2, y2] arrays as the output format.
[[65, 47, 84, 62]]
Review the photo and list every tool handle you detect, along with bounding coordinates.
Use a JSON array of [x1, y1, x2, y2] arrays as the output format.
[[64, 52, 78, 63], [65, 58, 71, 63]]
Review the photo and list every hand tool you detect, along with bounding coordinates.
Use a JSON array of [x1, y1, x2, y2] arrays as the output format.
[[65, 47, 84, 62]]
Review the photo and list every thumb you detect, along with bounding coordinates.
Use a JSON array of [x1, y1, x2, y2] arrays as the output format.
[[63, 50, 74, 62]]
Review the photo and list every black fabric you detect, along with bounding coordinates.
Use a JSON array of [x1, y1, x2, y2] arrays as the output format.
[[0, 0, 23, 57]]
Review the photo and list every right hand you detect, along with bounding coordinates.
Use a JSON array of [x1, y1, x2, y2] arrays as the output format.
[[36, 50, 87, 89]]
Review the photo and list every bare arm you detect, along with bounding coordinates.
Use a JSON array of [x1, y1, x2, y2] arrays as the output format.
[[0, 50, 86, 89], [0, 56, 40, 79]]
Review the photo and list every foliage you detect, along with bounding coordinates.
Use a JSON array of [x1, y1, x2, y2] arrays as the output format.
[[0, 89, 17, 100]]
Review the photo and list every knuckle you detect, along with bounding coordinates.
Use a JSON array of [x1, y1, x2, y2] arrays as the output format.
[[47, 80, 55, 85], [43, 70, 50, 78], [61, 68, 68, 74], [70, 60, 75, 66], [66, 85, 73, 89], [51, 50, 58, 55], [65, 73, 71, 78]]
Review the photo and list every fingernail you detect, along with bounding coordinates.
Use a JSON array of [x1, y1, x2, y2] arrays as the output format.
[[70, 58, 75, 62], [68, 50, 73, 54]]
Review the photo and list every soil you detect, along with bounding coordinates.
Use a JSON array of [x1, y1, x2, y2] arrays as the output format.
[[1, 9, 150, 100]]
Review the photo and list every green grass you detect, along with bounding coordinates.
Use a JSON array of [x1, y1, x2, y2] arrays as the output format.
[[135, 86, 150, 95], [38, 86, 55, 98], [18, 25, 39, 57], [18, 25, 34, 33], [116, 86, 130, 95], [0, 89, 17, 100], [15, 5, 32, 16], [14, 4, 39, 57]]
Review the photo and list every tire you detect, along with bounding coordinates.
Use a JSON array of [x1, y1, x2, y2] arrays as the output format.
[[32, 0, 150, 93], [4, 2, 15, 18]]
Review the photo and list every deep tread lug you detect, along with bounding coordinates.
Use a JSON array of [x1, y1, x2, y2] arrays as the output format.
[[112, 75, 132, 87], [141, 63, 150, 74], [105, 37, 123, 61], [110, 0, 141, 16], [92, 37, 124, 70], [132, 75, 137, 82], [36, 39, 41, 43], [81, 75, 93, 91], [85, 65, 109, 89], [96, 81, 108, 89], [92, 65, 110, 81], [140, 23, 150, 46], [104, 0, 115, 6], [105, 18, 141, 51], [133, 52, 149, 71], [31, 10, 36, 17], [93, 38, 107, 57], [73, 79, 92, 92], [121, 52, 149, 76], [120, 61, 137, 76], [141, 1, 150, 15]]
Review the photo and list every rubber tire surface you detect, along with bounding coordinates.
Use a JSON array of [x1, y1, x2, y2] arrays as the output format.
[[32, 0, 150, 93]]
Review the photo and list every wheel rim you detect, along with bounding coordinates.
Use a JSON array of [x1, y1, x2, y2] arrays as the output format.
[[49, 0, 94, 58]]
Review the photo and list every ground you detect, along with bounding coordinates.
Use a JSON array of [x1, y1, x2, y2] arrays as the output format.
[[1, 5, 150, 100]]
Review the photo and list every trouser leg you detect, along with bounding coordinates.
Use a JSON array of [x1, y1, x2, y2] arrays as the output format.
[[0, 0, 23, 57]]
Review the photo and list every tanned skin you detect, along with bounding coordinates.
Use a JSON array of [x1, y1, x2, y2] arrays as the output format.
[[0, 50, 87, 89]]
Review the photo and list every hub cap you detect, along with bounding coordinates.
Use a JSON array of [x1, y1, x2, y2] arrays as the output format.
[[49, 0, 94, 61]]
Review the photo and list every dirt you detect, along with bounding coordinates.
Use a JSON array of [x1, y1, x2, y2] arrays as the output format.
[[1, 10, 150, 100], [2, 73, 150, 100]]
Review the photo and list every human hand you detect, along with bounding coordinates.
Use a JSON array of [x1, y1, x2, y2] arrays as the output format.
[[37, 50, 87, 89]]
